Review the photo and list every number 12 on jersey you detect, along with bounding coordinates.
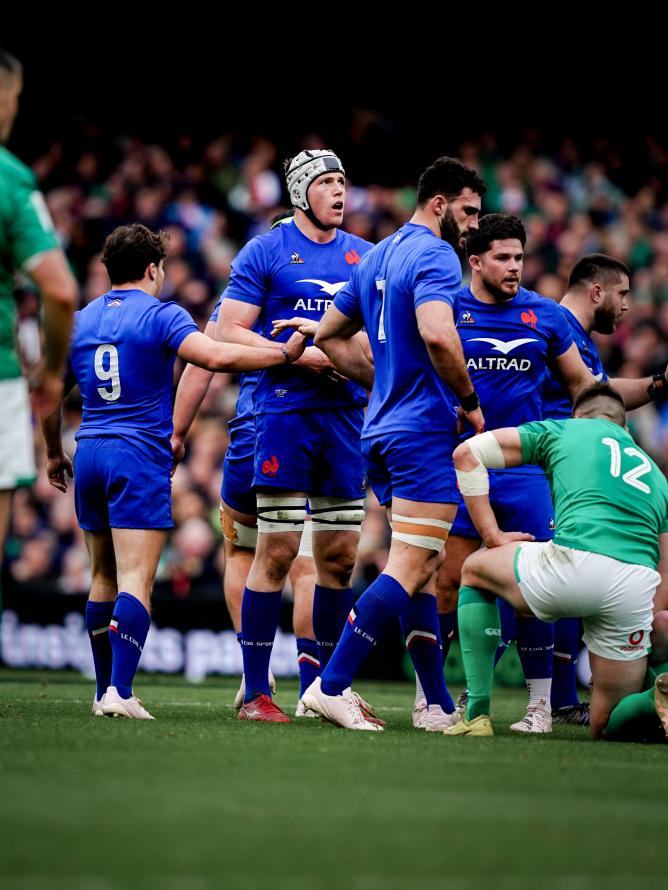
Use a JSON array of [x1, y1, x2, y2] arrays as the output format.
[[602, 437, 651, 493]]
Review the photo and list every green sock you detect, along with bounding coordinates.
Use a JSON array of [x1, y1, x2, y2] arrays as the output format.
[[458, 585, 500, 720], [605, 688, 657, 741]]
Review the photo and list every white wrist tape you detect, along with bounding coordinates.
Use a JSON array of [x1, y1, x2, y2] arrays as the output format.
[[456, 432, 505, 496]]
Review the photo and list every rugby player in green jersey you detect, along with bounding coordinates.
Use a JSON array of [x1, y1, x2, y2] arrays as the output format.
[[445, 382, 668, 741], [0, 49, 77, 608]]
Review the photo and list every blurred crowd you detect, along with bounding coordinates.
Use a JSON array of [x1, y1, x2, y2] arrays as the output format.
[[6, 127, 668, 599]]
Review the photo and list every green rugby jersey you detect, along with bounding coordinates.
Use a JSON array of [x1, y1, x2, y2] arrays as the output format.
[[0, 145, 58, 379], [519, 417, 668, 570]]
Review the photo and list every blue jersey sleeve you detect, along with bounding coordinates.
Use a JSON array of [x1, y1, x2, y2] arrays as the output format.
[[154, 301, 199, 352], [334, 265, 362, 321], [413, 246, 461, 310], [546, 301, 575, 358], [223, 237, 269, 307]]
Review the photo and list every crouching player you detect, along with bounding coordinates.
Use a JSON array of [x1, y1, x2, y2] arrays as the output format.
[[445, 382, 668, 740]]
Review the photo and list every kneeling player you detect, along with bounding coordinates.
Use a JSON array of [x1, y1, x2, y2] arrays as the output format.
[[445, 382, 668, 740]]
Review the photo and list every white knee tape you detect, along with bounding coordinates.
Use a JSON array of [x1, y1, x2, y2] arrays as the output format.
[[220, 504, 258, 549], [309, 497, 365, 533], [391, 513, 452, 552], [257, 495, 307, 533], [296, 518, 313, 558]]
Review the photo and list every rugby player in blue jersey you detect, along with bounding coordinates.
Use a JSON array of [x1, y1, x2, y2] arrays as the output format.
[[214, 151, 375, 722], [40, 224, 306, 719], [298, 157, 489, 730], [542, 253, 668, 724], [431, 214, 594, 733], [171, 247, 318, 715]]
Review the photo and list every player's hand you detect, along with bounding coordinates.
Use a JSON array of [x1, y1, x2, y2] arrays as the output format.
[[171, 437, 186, 477], [457, 406, 485, 436], [295, 345, 337, 375], [46, 453, 73, 493], [30, 368, 64, 420], [271, 317, 319, 339], [284, 331, 307, 363], [483, 530, 535, 548]]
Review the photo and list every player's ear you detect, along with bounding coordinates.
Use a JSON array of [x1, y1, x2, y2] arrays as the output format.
[[591, 282, 602, 304], [431, 194, 446, 218], [147, 262, 157, 281], [468, 253, 481, 272]]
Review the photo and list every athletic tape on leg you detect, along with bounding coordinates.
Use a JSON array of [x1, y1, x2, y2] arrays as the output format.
[[297, 518, 313, 557], [220, 504, 258, 550], [391, 514, 451, 552], [257, 495, 307, 533], [309, 496, 365, 533]]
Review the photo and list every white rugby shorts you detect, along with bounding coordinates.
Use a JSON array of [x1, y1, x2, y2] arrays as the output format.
[[0, 377, 36, 490], [515, 541, 659, 661]]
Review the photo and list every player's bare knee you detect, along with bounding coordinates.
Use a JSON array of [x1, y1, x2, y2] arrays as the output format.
[[260, 536, 300, 579]]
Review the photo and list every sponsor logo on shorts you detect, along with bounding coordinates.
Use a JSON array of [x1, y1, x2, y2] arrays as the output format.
[[484, 627, 502, 637], [620, 629, 646, 652], [261, 455, 279, 477]]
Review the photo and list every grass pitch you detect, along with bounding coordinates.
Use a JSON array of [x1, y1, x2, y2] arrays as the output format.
[[0, 670, 665, 890]]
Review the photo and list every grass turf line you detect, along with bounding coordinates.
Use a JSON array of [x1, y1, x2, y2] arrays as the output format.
[[0, 670, 665, 890]]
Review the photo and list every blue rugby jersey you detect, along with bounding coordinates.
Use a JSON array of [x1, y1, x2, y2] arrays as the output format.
[[456, 286, 574, 434], [335, 223, 463, 438], [70, 288, 198, 461], [222, 219, 371, 414], [542, 304, 607, 419]]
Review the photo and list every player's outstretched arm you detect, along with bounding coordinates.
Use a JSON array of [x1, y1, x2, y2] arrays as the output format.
[[314, 304, 374, 390], [609, 366, 668, 411], [172, 320, 217, 468], [454, 429, 534, 548], [416, 301, 484, 433], [177, 330, 306, 373]]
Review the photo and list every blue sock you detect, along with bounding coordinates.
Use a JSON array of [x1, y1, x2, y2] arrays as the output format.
[[439, 612, 457, 664], [240, 587, 282, 702], [516, 616, 554, 707], [495, 598, 517, 666], [403, 594, 454, 710], [552, 617, 581, 709], [296, 638, 320, 698], [109, 593, 151, 699], [86, 600, 115, 700], [321, 574, 411, 696], [313, 584, 354, 670]]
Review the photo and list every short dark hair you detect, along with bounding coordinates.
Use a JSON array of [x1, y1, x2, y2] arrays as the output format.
[[567, 254, 630, 292], [416, 156, 486, 207], [572, 381, 626, 424], [467, 213, 526, 256], [0, 49, 22, 81], [101, 224, 169, 285]]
